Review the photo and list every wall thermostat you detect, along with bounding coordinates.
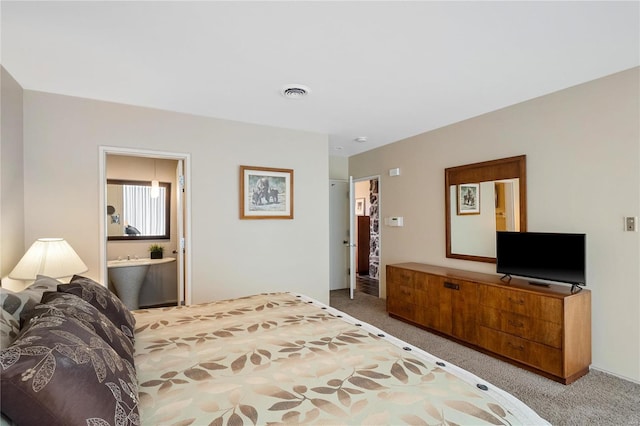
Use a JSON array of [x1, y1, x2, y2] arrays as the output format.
[[387, 217, 404, 227]]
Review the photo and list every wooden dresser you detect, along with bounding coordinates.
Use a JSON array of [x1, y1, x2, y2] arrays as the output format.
[[386, 263, 591, 384]]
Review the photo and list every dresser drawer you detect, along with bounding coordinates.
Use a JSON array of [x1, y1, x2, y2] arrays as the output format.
[[387, 297, 415, 320], [480, 286, 563, 324], [387, 299, 431, 327], [387, 267, 416, 288], [478, 326, 563, 376], [479, 306, 562, 348], [388, 282, 415, 305]]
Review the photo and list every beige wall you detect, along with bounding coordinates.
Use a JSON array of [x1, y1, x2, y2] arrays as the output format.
[[0, 67, 25, 287], [22, 91, 331, 304], [355, 180, 370, 215], [329, 155, 348, 180], [350, 67, 640, 383]]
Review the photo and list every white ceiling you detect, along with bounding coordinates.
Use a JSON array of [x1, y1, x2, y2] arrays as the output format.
[[2, 1, 638, 157]]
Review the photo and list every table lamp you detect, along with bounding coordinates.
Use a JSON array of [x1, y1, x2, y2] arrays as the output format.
[[8, 238, 88, 281]]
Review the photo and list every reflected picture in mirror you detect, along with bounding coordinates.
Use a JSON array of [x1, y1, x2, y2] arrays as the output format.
[[449, 179, 520, 259], [107, 179, 171, 240], [457, 183, 480, 215]]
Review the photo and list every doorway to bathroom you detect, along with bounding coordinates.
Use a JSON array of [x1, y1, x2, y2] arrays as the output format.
[[353, 177, 380, 297], [99, 147, 191, 308]]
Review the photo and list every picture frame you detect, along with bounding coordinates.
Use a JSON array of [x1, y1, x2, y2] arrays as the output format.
[[457, 183, 480, 215], [240, 165, 294, 219], [355, 198, 366, 216]]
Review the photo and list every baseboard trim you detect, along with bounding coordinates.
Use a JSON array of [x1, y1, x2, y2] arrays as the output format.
[[140, 300, 178, 309], [590, 365, 640, 385]]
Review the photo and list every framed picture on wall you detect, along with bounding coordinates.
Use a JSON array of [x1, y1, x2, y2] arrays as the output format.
[[240, 165, 294, 219], [457, 183, 480, 215], [355, 198, 366, 216]]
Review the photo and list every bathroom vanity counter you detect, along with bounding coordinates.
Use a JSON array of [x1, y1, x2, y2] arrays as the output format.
[[107, 257, 175, 268], [107, 257, 176, 310]]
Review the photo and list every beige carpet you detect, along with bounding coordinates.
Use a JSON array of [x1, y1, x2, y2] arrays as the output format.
[[330, 289, 640, 426]]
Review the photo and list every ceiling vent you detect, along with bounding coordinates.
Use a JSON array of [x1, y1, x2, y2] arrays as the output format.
[[281, 84, 310, 99]]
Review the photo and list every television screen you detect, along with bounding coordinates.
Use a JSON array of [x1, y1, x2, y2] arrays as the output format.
[[496, 231, 586, 286]]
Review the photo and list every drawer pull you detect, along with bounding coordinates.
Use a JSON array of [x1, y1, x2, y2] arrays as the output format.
[[444, 282, 460, 290], [508, 320, 524, 328], [507, 341, 524, 351], [508, 297, 525, 305]]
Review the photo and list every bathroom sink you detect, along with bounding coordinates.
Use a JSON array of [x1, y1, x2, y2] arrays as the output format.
[[107, 257, 176, 309]]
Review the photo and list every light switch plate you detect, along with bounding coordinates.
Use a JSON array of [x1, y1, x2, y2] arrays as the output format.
[[624, 216, 638, 232]]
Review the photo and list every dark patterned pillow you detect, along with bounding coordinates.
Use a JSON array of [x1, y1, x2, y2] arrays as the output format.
[[22, 291, 135, 364], [0, 312, 139, 425], [58, 275, 135, 342], [1, 290, 33, 349], [0, 276, 60, 349], [0, 306, 18, 349]]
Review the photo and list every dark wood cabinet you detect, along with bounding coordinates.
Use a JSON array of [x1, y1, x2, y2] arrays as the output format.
[[387, 263, 591, 384], [357, 216, 370, 274]]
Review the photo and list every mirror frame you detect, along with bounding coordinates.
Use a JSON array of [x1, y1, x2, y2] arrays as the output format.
[[107, 179, 171, 241], [445, 155, 527, 263]]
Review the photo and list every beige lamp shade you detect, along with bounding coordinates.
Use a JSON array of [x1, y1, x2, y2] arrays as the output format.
[[9, 238, 88, 280]]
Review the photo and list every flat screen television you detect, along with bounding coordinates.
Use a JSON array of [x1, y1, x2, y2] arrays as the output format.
[[496, 231, 586, 288]]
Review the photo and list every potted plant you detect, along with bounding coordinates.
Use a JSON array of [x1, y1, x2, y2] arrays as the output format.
[[149, 244, 164, 259]]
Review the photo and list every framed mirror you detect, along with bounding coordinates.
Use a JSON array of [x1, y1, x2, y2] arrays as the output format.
[[106, 179, 171, 241], [445, 155, 526, 263]]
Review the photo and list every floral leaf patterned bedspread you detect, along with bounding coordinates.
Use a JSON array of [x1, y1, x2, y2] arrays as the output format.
[[133, 293, 549, 425]]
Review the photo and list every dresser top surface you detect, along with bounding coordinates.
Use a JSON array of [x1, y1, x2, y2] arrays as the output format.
[[388, 262, 589, 298]]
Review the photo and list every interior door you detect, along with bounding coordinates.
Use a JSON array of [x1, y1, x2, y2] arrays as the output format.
[[329, 180, 350, 291], [349, 176, 355, 299], [176, 160, 185, 305]]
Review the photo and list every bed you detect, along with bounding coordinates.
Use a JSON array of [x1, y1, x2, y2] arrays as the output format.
[[1, 276, 550, 425]]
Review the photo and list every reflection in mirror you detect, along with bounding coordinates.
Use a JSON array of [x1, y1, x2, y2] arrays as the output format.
[[449, 179, 520, 258], [494, 180, 520, 232], [445, 155, 526, 263], [107, 179, 171, 240]]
